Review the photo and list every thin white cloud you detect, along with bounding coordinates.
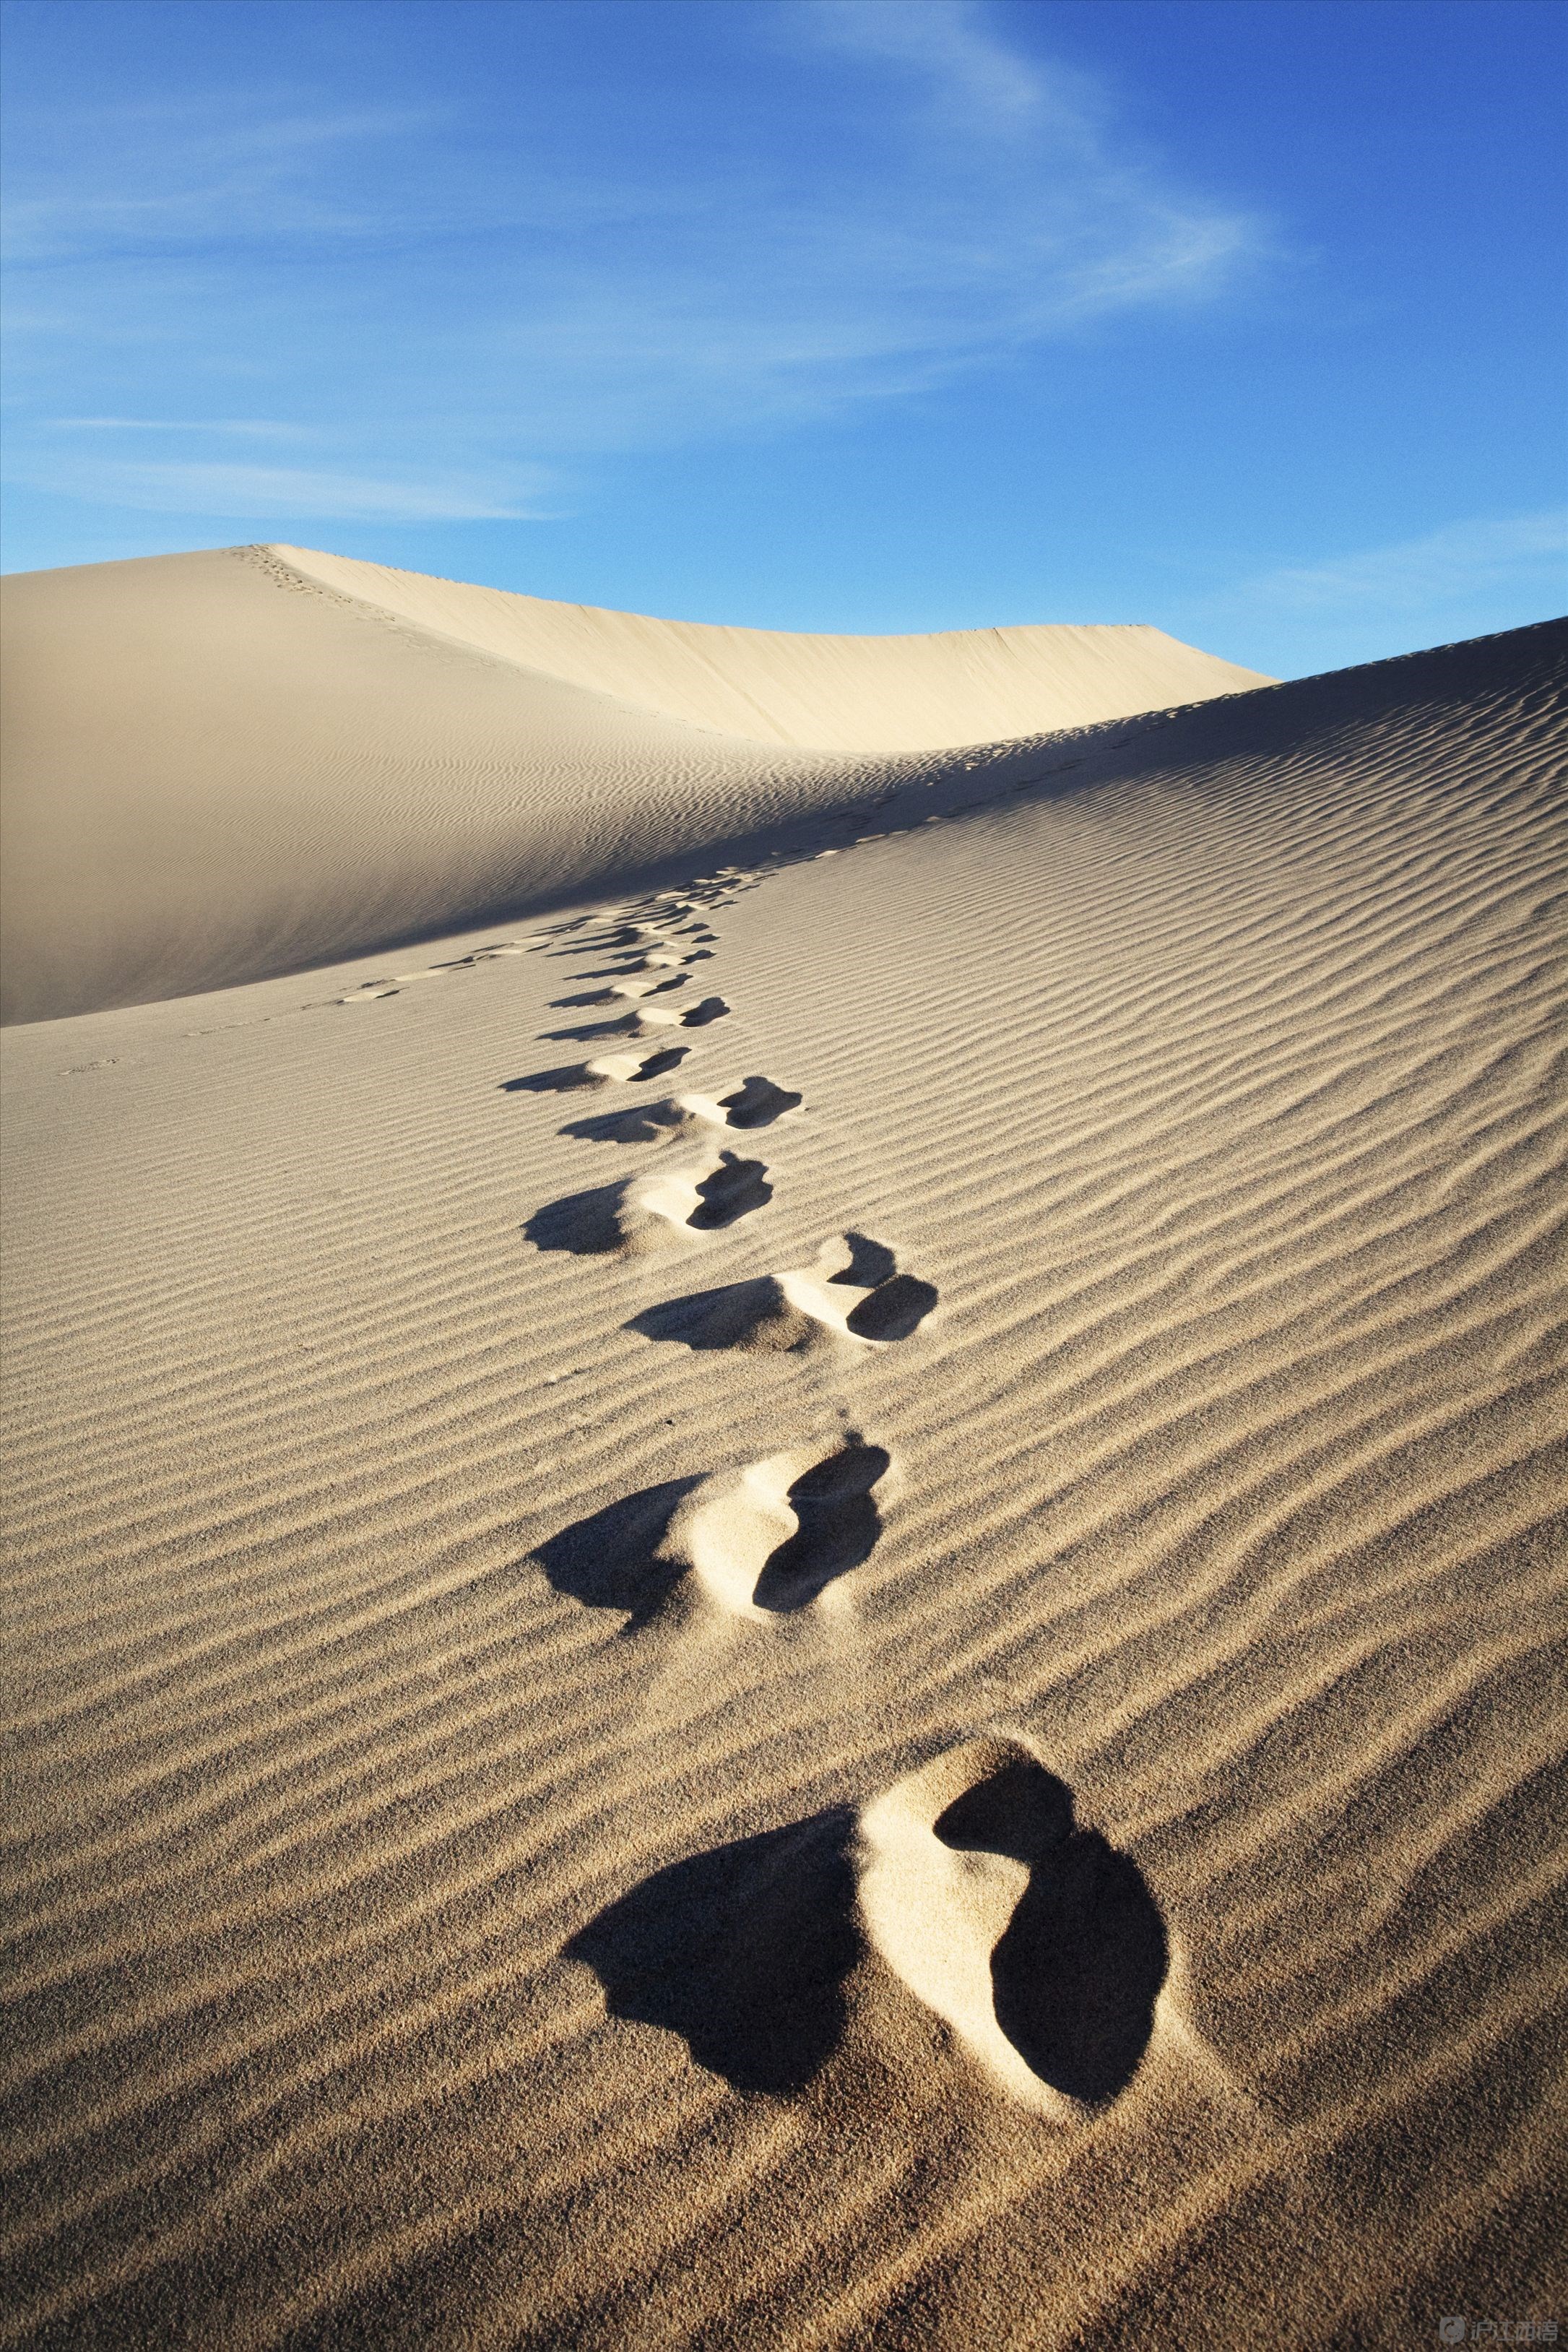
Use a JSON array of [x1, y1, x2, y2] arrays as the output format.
[[801, 0, 1065, 132], [1243, 511, 1568, 613], [14, 459, 549, 523], [49, 418, 312, 438]]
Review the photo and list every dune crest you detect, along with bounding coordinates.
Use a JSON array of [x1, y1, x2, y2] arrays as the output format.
[[273, 542, 1270, 752]]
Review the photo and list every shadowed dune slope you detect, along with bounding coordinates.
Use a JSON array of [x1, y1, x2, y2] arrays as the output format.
[[0, 545, 1267, 1024], [1, 618, 1564, 2346]]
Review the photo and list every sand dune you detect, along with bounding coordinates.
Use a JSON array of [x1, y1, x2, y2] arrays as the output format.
[[1, 613, 1565, 2345], [0, 545, 1268, 1024], [274, 544, 1268, 751]]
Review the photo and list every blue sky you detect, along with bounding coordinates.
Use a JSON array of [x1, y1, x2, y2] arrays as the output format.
[[3, 0, 1564, 676]]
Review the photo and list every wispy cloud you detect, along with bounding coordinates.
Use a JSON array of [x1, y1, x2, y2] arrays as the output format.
[[1240, 511, 1568, 613], [2, 0, 1268, 529], [12, 457, 549, 523], [1179, 509, 1568, 678], [50, 417, 312, 438]]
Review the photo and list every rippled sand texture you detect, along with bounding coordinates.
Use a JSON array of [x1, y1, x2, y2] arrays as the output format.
[[2, 618, 1565, 2347]]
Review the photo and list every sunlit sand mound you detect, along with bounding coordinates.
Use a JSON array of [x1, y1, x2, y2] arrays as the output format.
[[274, 543, 1268, 751], [0, 543, 1267, 1023], [1, 618, 1564, 2345]]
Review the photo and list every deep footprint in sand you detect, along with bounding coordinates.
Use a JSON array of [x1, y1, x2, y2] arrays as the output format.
[[628, 1231, 936, 1354], [502, 1045, 690, 1095], [633, 995, 730, 1032], [659, 1435, 891, 1615], [563, 1075, 802, 1149], [857, 1737, 1169, 2113], [550, 976, 687, 1010], [524, 1147, 771, 1255]]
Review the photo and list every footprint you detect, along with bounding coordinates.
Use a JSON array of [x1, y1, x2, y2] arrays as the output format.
[[337, 943, 532, 999], [609, 975, 688, 1001], [633, 995, 729, 1033], [585, 1045, 692, 1085], [693, 1075, 802, 1130], [658, 1435, 890, 1615], [857, 1738, 1169, 2113], [628, 1232, 935, 1354], [537, 1012, 648, 1044], [559, 1099, 696, 1146], [501, 1045, 690, 1095], [550, 976, 687, 1010], [685, 1151, 772, 1229], [564, 1075, 802, 1149], [524, 1147, 771, 1256]]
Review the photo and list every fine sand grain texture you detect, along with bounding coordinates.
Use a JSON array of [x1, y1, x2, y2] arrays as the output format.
[[1, 608, 1566, 2348], [0, 545, 1268, 1024]]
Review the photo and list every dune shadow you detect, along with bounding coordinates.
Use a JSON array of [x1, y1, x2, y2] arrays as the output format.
[[753, 1443, 889, 1612], [567, 1806, 861, 2094], [935, 1755, 1168, 2104], [532, 1477, 701, 1626]]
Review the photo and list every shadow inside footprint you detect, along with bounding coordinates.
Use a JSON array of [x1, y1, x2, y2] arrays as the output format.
[[522, 1180, 628, 1255], [688, 1154, 771, 1229], [753, 1442, 890, 1612], [566, 1807, 861, 2094], [828, 1232, 899, 1289], [935, 1756, 1168, 2104], [681, 996, 729, 1027], [846, 1274, 940, 1342], [534, 1477, 700, 1626], [719, 1076, 803, 1130]]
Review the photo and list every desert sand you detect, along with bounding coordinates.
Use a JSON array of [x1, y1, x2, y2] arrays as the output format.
[[1, 553, 1565, 2348]]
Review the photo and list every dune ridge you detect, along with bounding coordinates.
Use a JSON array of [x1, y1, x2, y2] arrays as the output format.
[[1, 616, 1564, 2343], [0, 544, 1268, 1024], [272, 544, 1270, 752]]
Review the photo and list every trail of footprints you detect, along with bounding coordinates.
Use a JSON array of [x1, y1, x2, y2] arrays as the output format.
[[509, 868, 1176, 2119]]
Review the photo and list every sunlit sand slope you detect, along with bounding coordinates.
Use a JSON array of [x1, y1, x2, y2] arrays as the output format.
[[0, 545, 1266, 1024], [1, 620, 1564, 2347], [277, 543, 1270, 751]]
